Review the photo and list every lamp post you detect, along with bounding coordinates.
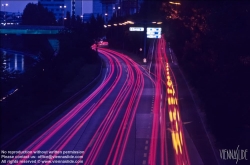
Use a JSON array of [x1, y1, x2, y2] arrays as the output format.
[[59, 5, 66, 26], [105, 13, 108, 24], [2, 3, 8, 25], [113, 5, 121, 17], [81, 15, 83, 23]]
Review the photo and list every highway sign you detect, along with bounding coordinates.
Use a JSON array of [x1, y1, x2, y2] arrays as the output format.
[[146, 27, 162, 38], [129, 27, 144, 31]]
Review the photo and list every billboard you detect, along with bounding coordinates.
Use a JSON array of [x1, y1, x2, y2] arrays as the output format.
[[147, 27, 162, 38], [129, 27, 144, 31]]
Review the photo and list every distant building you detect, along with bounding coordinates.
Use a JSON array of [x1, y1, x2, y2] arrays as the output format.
[[38, 0, 144, 22], [39, 0, 73, 21], [0, 11, 22, 26]]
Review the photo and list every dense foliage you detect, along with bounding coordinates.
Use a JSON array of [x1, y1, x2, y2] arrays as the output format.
[[22, 2, 56, 25], [162, 1, 250, 149], [106, 0, 250, 149]]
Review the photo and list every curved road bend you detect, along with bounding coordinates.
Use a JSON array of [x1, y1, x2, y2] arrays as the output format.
[[6, 48, 156, 165], [5, 37, 212, 165]]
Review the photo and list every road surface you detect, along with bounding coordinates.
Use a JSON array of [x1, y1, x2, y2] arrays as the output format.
[[2, 36, 217, 165]]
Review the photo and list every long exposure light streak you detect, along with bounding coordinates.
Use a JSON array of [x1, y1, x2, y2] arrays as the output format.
[[8, 50, 123, 165], [6, 36, 191, 165], [160, 36, 190, 165], [148, 35, 190, 165], [7, 45, 155, 165]]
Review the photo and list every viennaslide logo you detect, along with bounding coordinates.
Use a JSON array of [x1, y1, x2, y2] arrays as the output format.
[[219, 145, 248, 164]]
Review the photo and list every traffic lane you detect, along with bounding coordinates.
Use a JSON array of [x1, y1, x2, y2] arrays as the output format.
[[8, 49, 124, 165], [93, 49, 147, 165], [165, 44, 218, 165], [12, 54, 109, 152], [94, 48, 156, 165], [123, 69, 155, 165], [81, 52, 135, 164]]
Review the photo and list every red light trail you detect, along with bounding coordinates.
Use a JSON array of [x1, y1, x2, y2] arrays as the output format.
[[6, 37, 190, 165]]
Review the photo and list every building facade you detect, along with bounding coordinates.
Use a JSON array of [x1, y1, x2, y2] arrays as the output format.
[[39, 0, 72, 20], [39, 0, 143, 22]]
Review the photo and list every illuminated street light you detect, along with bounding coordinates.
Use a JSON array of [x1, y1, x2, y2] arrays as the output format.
[[105, 13, 108, 16], [2, 3, 8, 7], [80, 15, 83, 22], [126, 21, 134, 24], [113, 6, 121, 17], [59, 5, 66, 26], [169, 1, 181, 5], [2, 3, 8, 24]]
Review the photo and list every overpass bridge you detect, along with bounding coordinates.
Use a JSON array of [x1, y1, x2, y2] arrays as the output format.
[[0, 25, 64, 54], [0, 25, 64, 35]]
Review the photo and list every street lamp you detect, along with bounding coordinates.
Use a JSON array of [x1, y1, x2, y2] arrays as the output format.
[[2, 3, 8, 25], [59, 5, 66, 26], [80, 15, 83, 23], [113, 5, 121, 17], [169, 1, 181, 5], [104, 13, 108, 23]]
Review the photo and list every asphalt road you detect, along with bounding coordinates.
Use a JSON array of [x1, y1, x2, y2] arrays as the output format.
[[4, 47, 156, 165], [2, 36, 218, 165]]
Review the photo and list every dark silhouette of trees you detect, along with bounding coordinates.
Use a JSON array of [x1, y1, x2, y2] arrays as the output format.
[[162, 1, 250, 149], [87, 14, 105, 40], [100, 0, 116, 4], [22, 2, 56, 25], [64, 11, 71, 28]]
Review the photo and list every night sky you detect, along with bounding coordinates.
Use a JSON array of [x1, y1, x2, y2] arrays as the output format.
[[1, 0, 38, 13]]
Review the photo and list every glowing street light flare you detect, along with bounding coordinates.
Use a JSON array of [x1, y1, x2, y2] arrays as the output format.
[[169, 1, 181, 5]]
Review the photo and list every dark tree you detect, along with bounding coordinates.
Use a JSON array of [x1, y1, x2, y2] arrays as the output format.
[[64, 11, 71, 28], [87, 14, 105, 40], [100, 0, 116, 4], [22, 2, 56, 25]]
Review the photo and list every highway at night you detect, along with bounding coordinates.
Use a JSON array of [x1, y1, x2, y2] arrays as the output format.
[[5, 36, 202, 165]]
